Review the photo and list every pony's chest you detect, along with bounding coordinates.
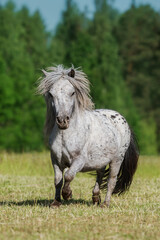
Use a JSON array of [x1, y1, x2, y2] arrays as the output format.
[[62, 130, 85, 158], [50, 126, 85, 163], [50, 129, 63, 161]]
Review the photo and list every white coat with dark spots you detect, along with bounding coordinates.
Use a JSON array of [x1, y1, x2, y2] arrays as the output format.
[[37, 65, 139, 207]]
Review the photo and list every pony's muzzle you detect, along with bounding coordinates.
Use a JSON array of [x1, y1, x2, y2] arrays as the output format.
[[56, 116, 70, 129]]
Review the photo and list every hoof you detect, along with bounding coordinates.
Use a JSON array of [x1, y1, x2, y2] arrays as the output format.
[[92, 194, 101, 205], [62, 189, 72, 200], [100, 201, 109, 208], [49, 200, 61, 208]]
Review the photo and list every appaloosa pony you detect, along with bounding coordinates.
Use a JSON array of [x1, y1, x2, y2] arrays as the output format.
[[37, 65, 139, 207]]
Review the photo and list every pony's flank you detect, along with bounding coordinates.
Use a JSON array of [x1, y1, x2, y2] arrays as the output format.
[[100, 130, 139, 195]]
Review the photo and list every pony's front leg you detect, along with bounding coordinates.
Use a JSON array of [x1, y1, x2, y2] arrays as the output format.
[[62, 157, 85, 201], [50, 163, 63, 208]]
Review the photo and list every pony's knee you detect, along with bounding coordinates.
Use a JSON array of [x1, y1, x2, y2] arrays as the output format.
[[64, 170, 74, 182]]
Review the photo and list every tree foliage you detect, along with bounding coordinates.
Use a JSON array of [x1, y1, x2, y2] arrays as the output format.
[[0, 0, 159, 154], [114, 5, 160, 153]]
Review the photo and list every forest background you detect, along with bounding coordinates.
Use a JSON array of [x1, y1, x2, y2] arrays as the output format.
[[0, 0, 159, 154]]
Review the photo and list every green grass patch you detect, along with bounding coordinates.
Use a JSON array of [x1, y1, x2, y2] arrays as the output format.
[[0, 151, 53, 176], [0, 152, 160, 240]]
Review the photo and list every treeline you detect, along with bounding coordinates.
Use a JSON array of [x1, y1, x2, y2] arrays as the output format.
[[0, 0, 159, 154]]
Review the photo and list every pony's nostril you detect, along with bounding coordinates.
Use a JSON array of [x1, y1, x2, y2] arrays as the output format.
[[56, 116, 69, 128], [56, 117, 62, 124]]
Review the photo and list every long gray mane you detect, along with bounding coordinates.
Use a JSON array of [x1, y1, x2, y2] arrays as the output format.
[[37, 65, 94, 137]]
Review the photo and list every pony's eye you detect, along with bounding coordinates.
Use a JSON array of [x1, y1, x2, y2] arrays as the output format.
[[71, 91, 75, 97], [48, 92, 52, 98]]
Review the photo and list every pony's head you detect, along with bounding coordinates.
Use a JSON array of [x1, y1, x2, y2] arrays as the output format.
[[48, 76, 76, 130], [37, 65, 94, 135]]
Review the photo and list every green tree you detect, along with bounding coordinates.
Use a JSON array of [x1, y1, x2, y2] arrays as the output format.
[[0, 0, 158, 154], [0, 2, 45, 151], [18, 7, 49, 69], [0, 54, 15, 150], [115, 5, 160, 153], [49, 0, 89, 66], [89, 0, 139, 126]]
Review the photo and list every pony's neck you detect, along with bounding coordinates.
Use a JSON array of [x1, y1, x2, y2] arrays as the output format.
[[70, 101, 82, 128]]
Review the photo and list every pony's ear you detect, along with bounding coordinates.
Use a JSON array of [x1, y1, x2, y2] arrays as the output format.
[[68, 69, 75, 78]]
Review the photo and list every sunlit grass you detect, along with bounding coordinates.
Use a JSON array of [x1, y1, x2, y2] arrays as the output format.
[[0, 151, 52, 176], [0, 152, 160, 240]]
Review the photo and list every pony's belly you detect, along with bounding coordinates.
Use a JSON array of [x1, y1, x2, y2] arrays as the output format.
[[82, 136, 118, 171], [82, 157, 110, 172], [82, 150, 114, 171]]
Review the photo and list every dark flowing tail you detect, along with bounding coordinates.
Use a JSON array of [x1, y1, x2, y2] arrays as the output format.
[[100, 130, 139, 195]]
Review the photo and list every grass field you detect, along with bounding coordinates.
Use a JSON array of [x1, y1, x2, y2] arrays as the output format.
[[0, 152, 160, 240]]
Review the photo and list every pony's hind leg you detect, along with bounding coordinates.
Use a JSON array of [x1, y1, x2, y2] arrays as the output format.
[[92, 168, 105, 205], [102, 160, 122, 207]]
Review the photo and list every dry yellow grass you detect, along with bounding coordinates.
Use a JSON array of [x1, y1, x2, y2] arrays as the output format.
[[0, 152, 160, 240]]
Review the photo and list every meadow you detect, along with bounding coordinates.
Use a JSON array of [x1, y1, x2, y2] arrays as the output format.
[[0, 152, 160, 240]]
